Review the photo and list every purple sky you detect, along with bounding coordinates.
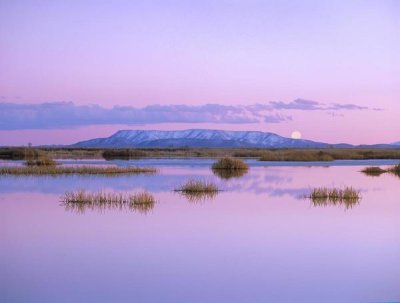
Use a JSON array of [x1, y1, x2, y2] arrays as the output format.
[[0, 0, 399, 145]]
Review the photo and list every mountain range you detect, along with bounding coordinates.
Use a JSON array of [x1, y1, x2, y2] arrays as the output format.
[[71, 129, 397, 149]]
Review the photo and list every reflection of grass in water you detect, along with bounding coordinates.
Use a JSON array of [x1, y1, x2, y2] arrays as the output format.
[[212, 157, 249, 170], [361, 166, 386, 177], [310, 197, 360, 209], [177, 191, 219, 203], [212, 167, 248, 180], [388, 164, 400, 178], [61, 190, 155, 214], [305, 187, 361, 209], [211, 157, 249, 180], [0, 165, 157, 176], [175, 179, 219, 203], [361, 164, 400, 179]]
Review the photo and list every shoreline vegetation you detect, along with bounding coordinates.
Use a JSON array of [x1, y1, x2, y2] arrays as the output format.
[[0, 165, 157, 175], [62, 190, 156, 213], [1, 147, 400, 161]]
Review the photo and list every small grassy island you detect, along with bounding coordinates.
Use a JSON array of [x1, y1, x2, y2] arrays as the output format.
[[174, 180, 220, 202], [62, 190, 156, 213], [305, 187, 361, 209], [0, 165, 157, 176]]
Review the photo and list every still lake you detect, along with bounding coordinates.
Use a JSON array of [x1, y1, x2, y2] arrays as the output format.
[[1, 159, 399, 303]]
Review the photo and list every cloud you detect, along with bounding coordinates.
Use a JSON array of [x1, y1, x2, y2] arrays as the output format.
[[264, 114, 292, 123], [269, 98, 382, 111], [0, 98, 380, 130], [270, 99, 323, 110], [0, 102, 269, 130]]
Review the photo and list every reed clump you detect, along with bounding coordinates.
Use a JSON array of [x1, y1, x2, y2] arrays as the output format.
[[361, 166, 387, 176], [23, 148, 57, 166], [361, 164, 400, 178], [388, 164, 400, 177], [306, 187, 361, 208], [212, 157, 249, 170], [62, 190, 155, 214], [25, 156, 57, 166], [176, 179, 219, 193], [0, 165, 157, 175], [388, 164, 400, 173], [175, 179, 219, 202]]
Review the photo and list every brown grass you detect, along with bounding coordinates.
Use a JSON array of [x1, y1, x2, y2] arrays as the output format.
[[2, 147, 399, 160], [387, 164, 400, 177], [361, 166, 387, 176], [0, 165, 157, 175], [305, 187, 361, 208], [212, 168, 248, 180], [103, 149, 146, 160], [259, 150, 335, 161], [361, 164, 400, 178], [212, 157, 249, 170], [175, 179, 219, 202], [62, 190, 155, 214]]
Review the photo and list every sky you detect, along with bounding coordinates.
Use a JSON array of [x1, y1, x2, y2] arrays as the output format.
[[0, 0, 399, 145]]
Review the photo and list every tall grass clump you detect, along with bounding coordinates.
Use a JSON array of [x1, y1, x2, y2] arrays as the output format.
[[24, 148, 57, 166], [360, 164, 400, 178], [175, 179, 219, 202], [212, 157, 248, 170], [62, 190, 155, 213], [388, 164, 400, 177], [306, 187, 361, 208], [361, 166, 387, 176], [0, 165, 157, 176]]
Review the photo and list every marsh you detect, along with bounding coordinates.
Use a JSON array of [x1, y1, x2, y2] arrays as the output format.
[[1, 158, 399, 302]]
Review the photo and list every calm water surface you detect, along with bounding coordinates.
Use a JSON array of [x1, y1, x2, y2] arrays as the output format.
[[1, 160, 399, 302]]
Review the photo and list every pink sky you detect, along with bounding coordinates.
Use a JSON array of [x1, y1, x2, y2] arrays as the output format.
[[0, 0, 399, 145]]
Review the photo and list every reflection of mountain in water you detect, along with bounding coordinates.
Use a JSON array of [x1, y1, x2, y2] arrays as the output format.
[[0, 167, 293, 196], [0, 164, 340, 201]]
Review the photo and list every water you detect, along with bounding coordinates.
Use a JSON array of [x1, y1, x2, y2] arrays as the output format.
[[1, 160, 399, 302]]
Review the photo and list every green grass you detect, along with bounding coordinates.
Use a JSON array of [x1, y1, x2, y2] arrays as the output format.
[[174, 179, 219, 202], [0, 165, 157, 175], [306, 187, 361, 208], [62, 190, 155, 213]]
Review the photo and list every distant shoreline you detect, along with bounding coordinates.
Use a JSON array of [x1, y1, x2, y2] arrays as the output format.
[[1, 147, 400, 161]]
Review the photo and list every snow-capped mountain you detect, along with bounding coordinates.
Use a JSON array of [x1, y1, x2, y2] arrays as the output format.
[[71, 129, 351, 148]]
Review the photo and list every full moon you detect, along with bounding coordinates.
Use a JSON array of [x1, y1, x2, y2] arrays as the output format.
[[291, 131, 302, 139]]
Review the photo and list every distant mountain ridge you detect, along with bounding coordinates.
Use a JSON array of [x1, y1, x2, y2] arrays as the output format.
[[71, 129, 355, 148]]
